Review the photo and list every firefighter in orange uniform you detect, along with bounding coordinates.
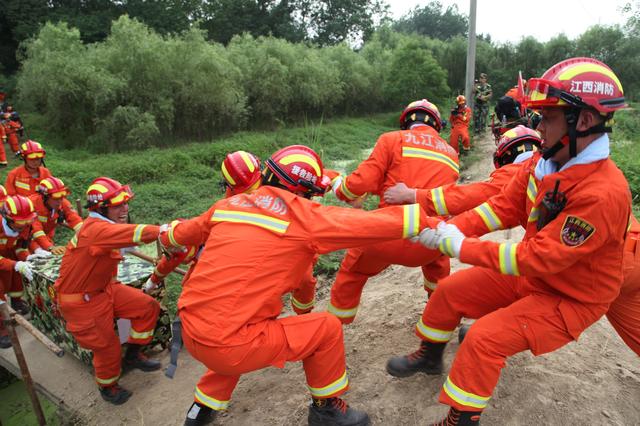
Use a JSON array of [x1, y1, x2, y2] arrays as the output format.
[[449, 95, 472, 153], [386, 58, 631, 425], [55, 177, 162, 405], [328, 99, 458, 323], [159, 145, 434, 426], [0, 194, 39, 347], [0, 122, 7, 167], [384, 126, 542, 216], [2, 112, 21, 154], [29, 177, 83, 255], [5, 141, 52, 197]]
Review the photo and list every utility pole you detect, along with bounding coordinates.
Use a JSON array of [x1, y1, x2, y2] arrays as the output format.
[[465, 0, 477, 110]]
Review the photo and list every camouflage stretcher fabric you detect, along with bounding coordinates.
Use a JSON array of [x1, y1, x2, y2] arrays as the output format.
[[24, 254, 172, 365]]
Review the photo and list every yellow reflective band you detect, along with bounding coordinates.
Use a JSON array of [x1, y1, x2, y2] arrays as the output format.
[[38, 216, 48, 222], [431, 186, 449, 215], [415, 318, 453, 342], [129, 327, 154, 340], [87, 183, 109, 194], [308, 371, 348, 398], [402, 204, 420, 238], [439, 238, 455, 257], [527, 175, 538, 203], [528, 207, 540, 223], [15, 181, 30, 191], [499, 242, 520, 276], [15, 248, 28, 253], [96, 374, 120, 386], [73, 222, 83, 232], [7, 291, 23, 298], [292, 296, 315, 311], [424, 278, 437, 291], [195, 386, 229, 410], [279, 154, 321, 176], [0, 239, 6, 245], [132, 224, 146, 244], [109, 190, 130, 205], [558, 63, 623, 92], [33, 230, 46, 238], [5, 197, 17, 214], [153, 267, 166, 278], [238, 151, 256, 172], [339, 177, 360, 201], [327, 302, 358, 319], [443, 376, 490, 409], [167, 226, 180, 247], [221, 162, 236, 186], [474, 203, 503, 231], [401, 147, 459, 174], [69, 235, 78, 248], [211, 210, 290, 234]]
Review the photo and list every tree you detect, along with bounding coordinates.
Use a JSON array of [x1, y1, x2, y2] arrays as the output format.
[[543, 34, 575, 68], [393, 1, 467, 40]]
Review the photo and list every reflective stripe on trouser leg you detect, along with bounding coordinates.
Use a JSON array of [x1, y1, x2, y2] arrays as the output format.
[[308, 371, 349, 398], [194, 380, 234, 411], [442, 376, 490, 410]]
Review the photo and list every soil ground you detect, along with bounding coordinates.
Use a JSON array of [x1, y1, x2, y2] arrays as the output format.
[[1, 131, 639, 425]]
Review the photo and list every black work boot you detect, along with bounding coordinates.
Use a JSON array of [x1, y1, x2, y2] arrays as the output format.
[[184, 401, 217, 426], [10, 298, 30, 316], [429, 407, 481, 426], [0, 334, 11, 349], [123, 344, 161, 372], [386, 340, 445, 377], [308, 397, 370, 426], [99, 384, 132, 405]]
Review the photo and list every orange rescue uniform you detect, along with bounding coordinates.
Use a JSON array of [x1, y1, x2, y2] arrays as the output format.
[[417, 153, 631, 412], [330, 125, 458, 323], [0, 221, 32, 300], [29, 195, 83, 251], [2, 119, 21, 154], [55, 217, 160, 387], [160, 185, 433, 411], [0, 125, 7, 165], [449, 106, 472, 152], [5, 165, 52, 197]]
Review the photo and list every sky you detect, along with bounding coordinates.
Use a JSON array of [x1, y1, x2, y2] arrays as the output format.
[[385, 0, 630, 43]]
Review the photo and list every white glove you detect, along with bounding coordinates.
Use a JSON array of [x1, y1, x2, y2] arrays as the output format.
[[14, 261, 33, 281], [142, 278, 157, 293], [159, 223, 169, 233], [435, 222, 465, 258], [27, 248, 53, 261], [414, 227, 440, 249]]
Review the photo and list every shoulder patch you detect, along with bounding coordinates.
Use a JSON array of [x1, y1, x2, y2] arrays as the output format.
[[560, 216, 595, 247]]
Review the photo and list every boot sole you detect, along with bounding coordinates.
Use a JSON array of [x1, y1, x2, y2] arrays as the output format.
[[386, 363, 443, 378], [101, 391, 132, 405]]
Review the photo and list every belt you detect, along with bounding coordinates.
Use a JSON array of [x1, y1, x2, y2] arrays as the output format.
[[58, 290, 104, 303]]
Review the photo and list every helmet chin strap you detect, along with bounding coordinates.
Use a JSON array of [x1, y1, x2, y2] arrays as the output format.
[[542, 108, 612, 160]]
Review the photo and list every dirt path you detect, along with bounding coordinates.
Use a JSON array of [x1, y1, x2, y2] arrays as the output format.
[[2, 131, 639, 425]]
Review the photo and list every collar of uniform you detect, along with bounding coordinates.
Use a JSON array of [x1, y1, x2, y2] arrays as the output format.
[[88, 211, 115, 223], [2, 217, 18, 237], [513, 151, 534, 164], [534, 133, 609, 180]]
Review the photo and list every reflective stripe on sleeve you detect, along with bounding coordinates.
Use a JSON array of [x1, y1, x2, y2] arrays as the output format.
[[129, 328, 154, 340], [308, 371, 349, 398], [339, 177, 360, 201], [403, 204, 420, 238], [443, 376, 490, 409], [415, 318, 453, 342], [473, 202, 503, 231], [132, 224, 146, 244], [401, 147, 459, 174], [195, 386, 230, 410], [498, 242, 519, 275], [527, 175, 538, 203], [210, 210, 290, 234], [15, 182, 30, 190], [431, 187, 449, 216], [32, 230, 46, 238], [292, 296, 315, 311]]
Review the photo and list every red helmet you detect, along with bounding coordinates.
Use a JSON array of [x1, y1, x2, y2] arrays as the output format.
[[221, 151, 262, 195], [456, 95, 466, 105], [524, 57, 626, 114], [37, 177, 70, 199], [86, 177, 134, 210], [399, 99, 443, 132], [19, 140, 46, 160], [493, 125, 542, 168], [2, 195, 36, 224], [265, 145, 324, 196]]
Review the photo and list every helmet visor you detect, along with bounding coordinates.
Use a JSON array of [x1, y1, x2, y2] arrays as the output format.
[[25, 152, 44, 159], [109, 185, 134, 206], [50, 189, 69, 199]]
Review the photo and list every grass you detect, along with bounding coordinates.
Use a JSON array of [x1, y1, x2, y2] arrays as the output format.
[[0, 377, 62, 425]]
